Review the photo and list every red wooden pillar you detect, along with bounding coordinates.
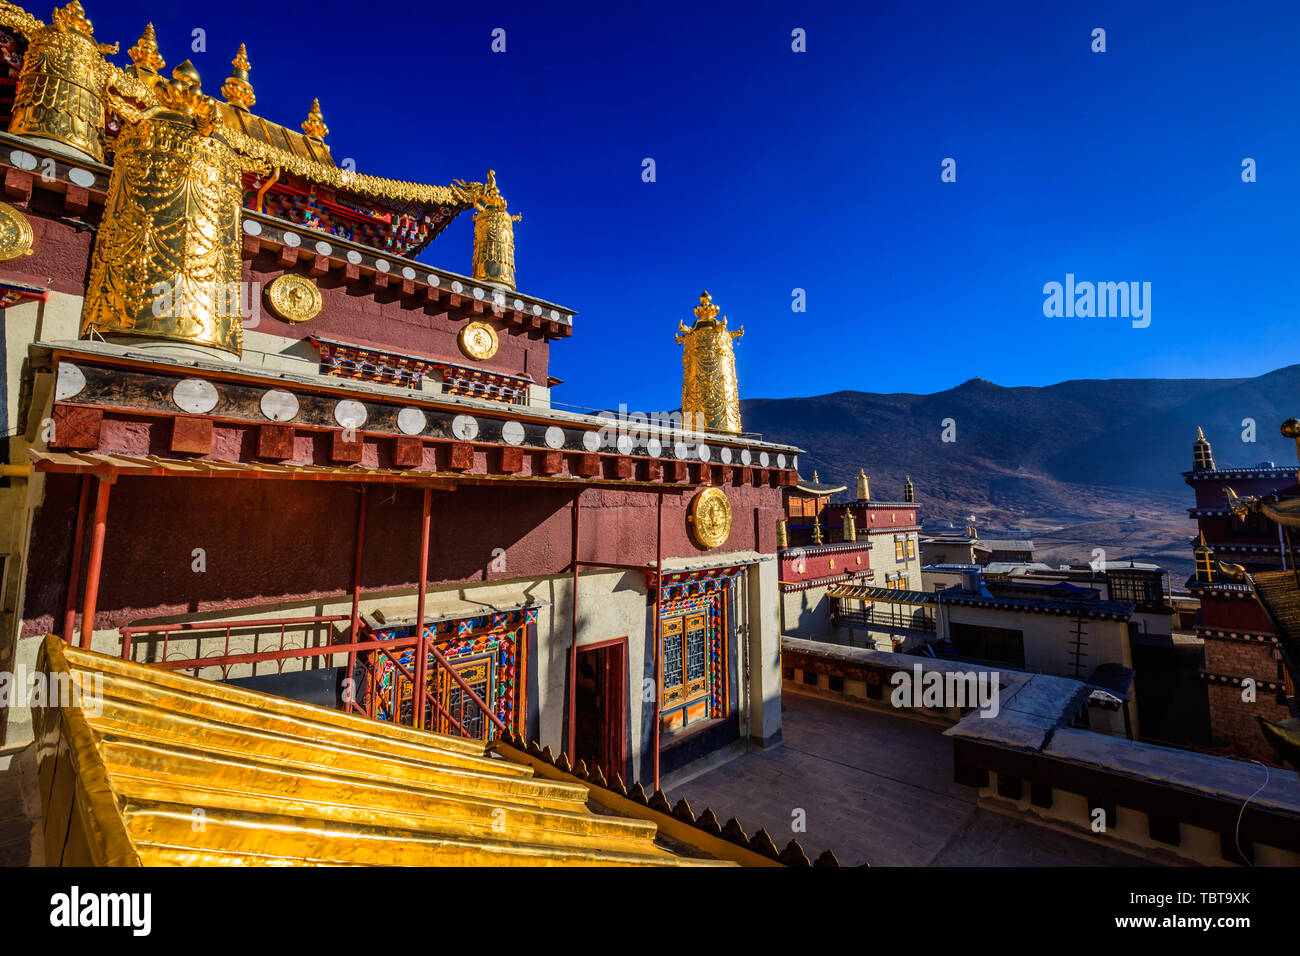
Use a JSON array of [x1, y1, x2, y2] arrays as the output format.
[[61, 475, 92, 642], [653, 491, 663, 791], [568, 491, 582, 759], [346, 486, 367, 712], [79, 476, 112, 649], [414, 486, 431, 729]]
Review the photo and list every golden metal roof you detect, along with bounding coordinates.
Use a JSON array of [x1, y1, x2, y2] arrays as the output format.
[[36, 636, 734, 866]]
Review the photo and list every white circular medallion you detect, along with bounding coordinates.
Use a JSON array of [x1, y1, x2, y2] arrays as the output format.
[[582, 430, 602, 453], [55, 363, 85, 401], [375, 259, 390, 273], [8, 150, 35, 171], [675, 443, 689, 460], [346, 249, 362, 265], [282, 231, 301, 248], [451, 280, 464, 294], [172, 378, 219, 414], [502, 421, 526, 445], [242, 219, 262, 236], [550, 309, 560, 321], [698, 444, 711, 462], [259, 389, 300, 422], [451, 415, 479, 441], [544, 426, 565, 449], [720, 446, 732, 465], [334, 400, 368, 429], [315, 240, 333, 255], [777, 454, 787, 469], [397, 407, 427, 436], [531, 304, 542, 315], [402, 266, 416, 280], [616, 434, 634, 456], [429, 274, 441, 287], [68, 168, 95, 188], [473, 287, 485, 300], [647, 436, 663, 458], [513, 298, 524, 311], [759, 451, 770, 468]]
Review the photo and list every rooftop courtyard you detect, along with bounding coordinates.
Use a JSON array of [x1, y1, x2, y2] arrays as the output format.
[[669, 689, 1153, 866]]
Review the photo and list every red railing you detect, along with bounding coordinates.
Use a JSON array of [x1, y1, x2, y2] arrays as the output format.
[[116, 614, 506, 741]]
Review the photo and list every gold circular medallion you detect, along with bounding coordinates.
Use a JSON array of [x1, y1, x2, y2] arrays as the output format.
[[0, 202, 34, 261], [266, 274, 323, 323], [688, 486, 733, 549], [459, 321, 499, 361]]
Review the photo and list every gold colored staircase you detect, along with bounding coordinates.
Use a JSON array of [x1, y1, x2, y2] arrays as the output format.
[[34, 636, 731, 866]]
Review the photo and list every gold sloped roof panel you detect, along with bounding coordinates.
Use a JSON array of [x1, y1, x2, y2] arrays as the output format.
[[35, 636, 732, 866]]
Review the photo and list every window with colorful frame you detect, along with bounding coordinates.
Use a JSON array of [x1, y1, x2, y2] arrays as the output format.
[[364, 607, 534, 740], [656, 573, 737, 731], [906, 536, 916, 559], [894, 537, 905, 561]]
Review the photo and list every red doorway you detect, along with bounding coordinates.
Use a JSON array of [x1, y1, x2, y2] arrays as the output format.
[[575, 638, 627, 776]]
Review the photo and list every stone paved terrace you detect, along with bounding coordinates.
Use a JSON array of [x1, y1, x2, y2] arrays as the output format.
[[669, 689, 1154, 866]]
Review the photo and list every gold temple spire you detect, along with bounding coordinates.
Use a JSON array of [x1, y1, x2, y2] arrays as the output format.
[[459, 169, 522, 290], [1193, 426, 1216, 472], [52, 0, 95, 36], [127, 22, 164, 75], [842, 509, 856, 542], [904, 475, 914, 503], [677, 291, 744, 435], [301, 98, 328, 139], [811, 514, 823, 545], [221, 43, 255, 109], [776, 517, 788, 548], [857, 469, 870, 502], [813, 470, 820, 483]]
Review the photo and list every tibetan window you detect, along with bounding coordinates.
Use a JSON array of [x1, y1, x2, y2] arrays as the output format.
[[656, 570, 740, 732]]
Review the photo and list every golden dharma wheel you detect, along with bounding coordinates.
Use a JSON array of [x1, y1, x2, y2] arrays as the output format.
[[688, 486, 732, 549], [266, 274, 323, 323], [0, 203, 34, 261], [459, 320, 499, 361]]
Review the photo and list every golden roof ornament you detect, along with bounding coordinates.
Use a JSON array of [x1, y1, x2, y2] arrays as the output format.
[[1192, 425, 1216, 472], [677, 291, 744, 435], [776, 517, 788, 548], [301, 98, 328, 140], [904, 475, 915, 503], [857, 469, 870, 501], [842, 510, 856, 542], [813, 470, 820, 483], [456, 169, 522, 291], [6, 0, 119, 163], [221, 43, 255, 109], [811, 514, 823, 545], [127, 22, 164, 75], [51, 0, 94, 35], [82, 56, 247, 356]]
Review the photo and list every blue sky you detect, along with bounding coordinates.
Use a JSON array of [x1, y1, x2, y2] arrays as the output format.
[[93, 0, 1300, 412]]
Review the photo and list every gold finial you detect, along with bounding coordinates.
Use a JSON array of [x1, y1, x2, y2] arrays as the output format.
[[1193, 425, 1216, 471], [52, 1, 95, 37], [1196, 426, 1205, 440], [302, 98, 329, 139], [842, 509, 856, 542], [811, 514, 823, 545], [813, 470, 820, 483], [128, 23, 165, 74], [857, 469, 870, 501], [776, 517, 788, 548], [221, 43, 255, 109], [694, 290, 721, 322]]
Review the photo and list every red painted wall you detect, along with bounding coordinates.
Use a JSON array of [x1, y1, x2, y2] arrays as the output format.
[[21, 474, 782, 637], [245, 250, 550, 384]]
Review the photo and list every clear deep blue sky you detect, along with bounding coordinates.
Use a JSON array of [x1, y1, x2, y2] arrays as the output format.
[[93, 0, 1300, 413]]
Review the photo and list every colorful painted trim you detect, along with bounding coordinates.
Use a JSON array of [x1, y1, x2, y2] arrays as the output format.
[[367, 607, 536, 738]]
